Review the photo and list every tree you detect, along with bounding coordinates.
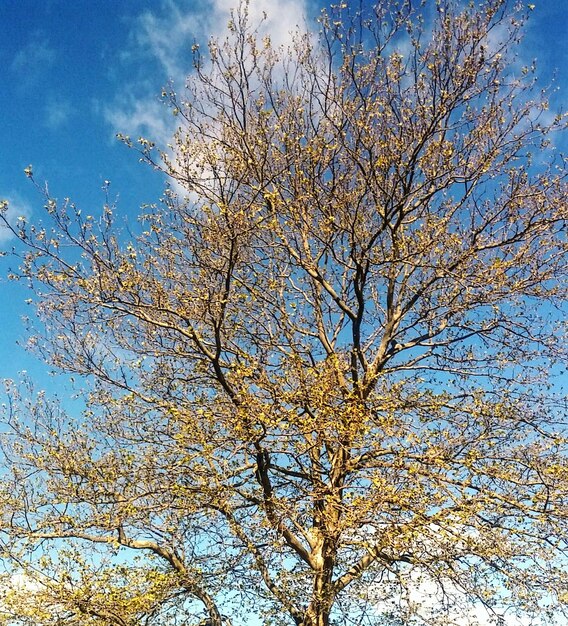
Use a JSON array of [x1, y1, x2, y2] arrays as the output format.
[[1, 1, 567, 624]]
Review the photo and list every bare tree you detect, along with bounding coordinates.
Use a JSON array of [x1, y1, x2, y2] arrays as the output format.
[[1, 1, 567, 625]]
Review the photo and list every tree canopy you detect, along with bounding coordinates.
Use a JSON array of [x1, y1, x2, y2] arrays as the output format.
[[0, 1, 567, 625]]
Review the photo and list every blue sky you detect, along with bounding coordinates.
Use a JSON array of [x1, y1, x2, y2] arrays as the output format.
[[0, 0, 567, 385]]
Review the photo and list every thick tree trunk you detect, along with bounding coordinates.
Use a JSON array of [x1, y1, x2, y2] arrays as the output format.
[[301, 552, 335, 626], [301, 606, 331, 626], [302, 597, 332, 626]]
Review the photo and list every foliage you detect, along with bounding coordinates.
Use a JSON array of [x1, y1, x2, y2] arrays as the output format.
[[1, 1, 567, 625]]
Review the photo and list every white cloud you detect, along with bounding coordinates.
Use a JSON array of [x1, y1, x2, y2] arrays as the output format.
[[212, 0, 307, 47], [103, 0, 307, 147], [131, 0, 306, 78], [44, 97, 73, 130], [372, 566, 535, 626], [365, 521, 568, 626], [133, 1, 202, 80], [10, 32, 56, 90], [0, 194, 32, 246], [105, 95, 173, 148], [100, 0, 308, 207]]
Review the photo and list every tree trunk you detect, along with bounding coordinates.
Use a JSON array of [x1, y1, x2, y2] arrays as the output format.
[[301, 552, 335, 626]]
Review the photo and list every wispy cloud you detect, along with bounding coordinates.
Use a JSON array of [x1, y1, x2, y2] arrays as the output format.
[[133, 1, 201, 80], [103, 0, 307, 149], [104, 95, 173, 147], [130, 0, 307, 79], [212, 0, 307, 47], [10, 32, 56, 90], [44, 97, 73, 130]]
